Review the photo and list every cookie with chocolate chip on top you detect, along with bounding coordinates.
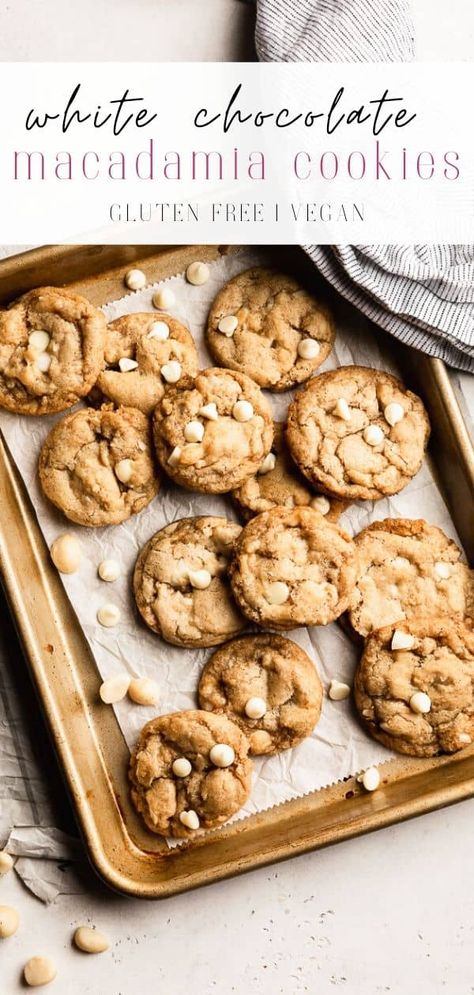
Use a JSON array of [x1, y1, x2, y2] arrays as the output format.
[[354, 617, 474, 757], [94, 312, 199, 414], [133, 515, 245, 648], [229, 506, 357, 630], [199, 633, 323, 755], [0, 286, 106, 415], [38, 405, 160, 527], [286, 365, 430, 501], [129, 709, 252, 838], [153, 367, 273, 494], [206, 267, 335, 391], [348, 518, 474, 638], [232, 422, 348, 523]]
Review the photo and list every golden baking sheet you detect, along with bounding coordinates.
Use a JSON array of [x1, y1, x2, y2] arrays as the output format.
[[0, 244, 473, 898]]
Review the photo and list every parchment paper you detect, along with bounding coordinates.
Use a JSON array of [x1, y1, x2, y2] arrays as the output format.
[[0, 249, 463, 844]]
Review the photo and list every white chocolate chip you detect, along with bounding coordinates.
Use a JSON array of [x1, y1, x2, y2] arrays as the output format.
[[409, 691, 431, 714], [24, 956, 57, 987], [245, 696, 267, 719], [0, 905, 19, 938], [161, 360, 181, 383], [392, 556, 410, 570], [232, 399, 254, 422], [458, 733, 472, 745], [98, 559, 121, 583], [217, 314, 238, 336], [334, 398, 351, 421], [311, 495, 331, 515], [384, 402, 405, 427], [363, 425, 384, 446], [73, 926, 110, 954], [186, 261, 210, 286], [184, 420, 205, 443], [128, 677, 159, 706], [391, 629, 415, 651], [97, 603, 121, 628], [173, 757, 192, 778], [152, 286, 175, 310], [168, 446, 182, 467], [114, 458, 133, 484], [188, 568, 212, 590], [50, 533, 82, 574], [328, 679, 351, 701], [297, 338, 320, 360], [179, 810, 200, 830], [258, 453, 276, 475], [118, 357, 138, 373], [360, 767, 380, 792], [36, 352, 51, 373], [0, 851, 14, 876], [434, 561, 451, 580], [99, 674, 130, 704], [28, 330, 50, 352], [265, 581, 289, 605], [199, 402, 218, 421], [147, 320, 169, 341], [209, 743, 235, 768], [125, 268, 147, 291]]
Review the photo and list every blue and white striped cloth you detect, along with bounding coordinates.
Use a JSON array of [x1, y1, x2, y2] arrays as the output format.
[[255, 0, 474, 372]]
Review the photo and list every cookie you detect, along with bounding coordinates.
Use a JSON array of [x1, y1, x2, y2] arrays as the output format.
[[94, 313, 199, 415], [198, 634, 323, 755], [129, 709, 252, 838], [153, 367, 273, 494], [231, 422, 348, 523], [286, 366, 430, 501], [133, 516, 245, 648], [348, 518, 474, 638], [0, 286, 106, 415], [354, 617, 474, 757], [230, 506, 357, 630], [206, 267, 335, 391], [39, 405, 160, 526]]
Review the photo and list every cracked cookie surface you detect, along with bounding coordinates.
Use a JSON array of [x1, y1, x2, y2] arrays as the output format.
[[153, 367, 273, 493], [0, 286, 106, 415], [39, 405, 160, 526], [133, 516, 245, 648], [230, 506, 357, 629], [199, 634, 323, 755], [95, 313, 199, 414], [354, 617, 474, 757], [130, 709, 252, 838], [286, 366, 430, 500], [232, 422, 347, 523], [206, 267, 335, 391], [348, 518, 474, 638]]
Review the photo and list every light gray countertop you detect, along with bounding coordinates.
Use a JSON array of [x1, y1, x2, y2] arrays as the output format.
[[1, 4, 473, 991]]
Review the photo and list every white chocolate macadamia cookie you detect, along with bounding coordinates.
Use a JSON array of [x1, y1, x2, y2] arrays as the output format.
[[133, 516, 245, 648], [286, 366, 430, 501], [206, 267, 335, 391], [153, 367, 273, 493]]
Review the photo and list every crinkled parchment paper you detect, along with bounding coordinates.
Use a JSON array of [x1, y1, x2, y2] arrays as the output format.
[[0, 249, 464, 865]]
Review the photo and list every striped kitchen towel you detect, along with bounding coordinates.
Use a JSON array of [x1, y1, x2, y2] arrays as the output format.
[[255, 0, 474, 372]]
